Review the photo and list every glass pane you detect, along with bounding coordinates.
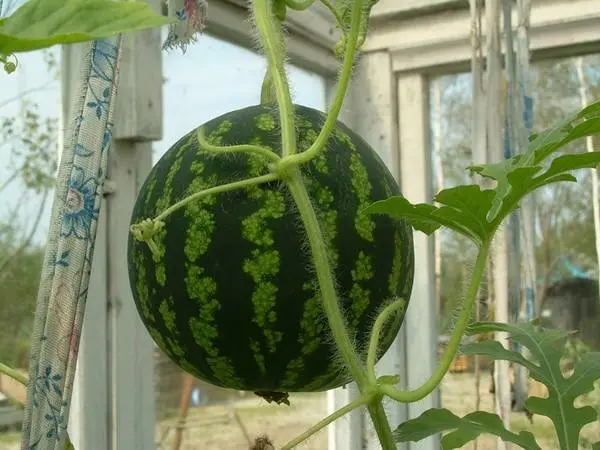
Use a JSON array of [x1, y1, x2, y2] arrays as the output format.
[[154, 33, 326, 162], [429, 54, 600, 447]]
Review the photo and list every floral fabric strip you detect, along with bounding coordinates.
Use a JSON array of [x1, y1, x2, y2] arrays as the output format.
[[20, 2, 206, 449], [20, 37, 124, 450]]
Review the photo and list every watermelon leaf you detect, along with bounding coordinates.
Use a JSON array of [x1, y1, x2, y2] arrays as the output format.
[[469, 97, 600, 221], [365, 150, 600, 247], [393, 408, 540, 450], [462, 321, 600, 450], [363, 185, 495, 246], [0, 0, 173, 55]]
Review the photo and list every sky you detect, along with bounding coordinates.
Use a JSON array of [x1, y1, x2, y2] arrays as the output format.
[[0, 30, 326, 246]]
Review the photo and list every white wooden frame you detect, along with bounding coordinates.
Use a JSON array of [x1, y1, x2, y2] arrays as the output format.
[[63, 0, 600, 448]]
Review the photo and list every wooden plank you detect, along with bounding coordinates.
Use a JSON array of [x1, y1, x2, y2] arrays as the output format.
[[106, 141, 155, 450], [352, 51, 409, 450], [397, 73, 440, 450], [326, 51, 414, 450], [68, 196, 110, 449], [112, 0, 164, 141], [371, 0, 466, 21], [220, 0, 339, 50], [362, 0, 600, 74], [206, 0, 339, 76]]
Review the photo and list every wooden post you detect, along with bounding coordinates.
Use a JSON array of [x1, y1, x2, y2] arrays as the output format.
[[327, 51, 440, 450], [66, 0, 163, 448], [397, 73, 440, 450], [171, 374, 195, 450]]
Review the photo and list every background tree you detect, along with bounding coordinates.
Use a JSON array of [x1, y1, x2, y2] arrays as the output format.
[[434, 54, 600, 327], [0, 49, 58, 369]]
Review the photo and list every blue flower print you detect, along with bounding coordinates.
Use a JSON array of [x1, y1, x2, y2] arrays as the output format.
[[61, 166, 98, 240]]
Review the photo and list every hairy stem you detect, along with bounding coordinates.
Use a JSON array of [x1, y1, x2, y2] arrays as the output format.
[[130, 174, 280, 259], [260, 67, 277, 104], [381, 241, 491, 403], [0, 362, 27, 386], [281, 395, 370, 449], [320, 0, 345, 33], [366, 298, 406, 384], [286, 166, 396, 450], [253, 0, 297, 157], [197, 127, 280, 162], [366, 399, 396, 450], [277, 0, 362, 171], [286, 169, 367, 384], [285, 0, 315, 9], [156, 174, 279, 222]]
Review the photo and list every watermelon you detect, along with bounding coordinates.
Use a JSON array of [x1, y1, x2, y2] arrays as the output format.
[[127, 104, 414, 394]]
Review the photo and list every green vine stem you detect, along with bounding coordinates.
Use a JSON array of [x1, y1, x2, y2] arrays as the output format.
[[285, 0, 343, 33], [275, 0, 362, 174], [285, 171, 367, 384], [281, 394, 371, 449], [366, 298, 406, 384], [260, 67, 277, 104], [130, 173, 280, 259], [252, 0, 297, 157], [197, 127, 280, 162], [367, 398, 397, 449], [252, 0, 401, 446], [284, 0, 314, 9], [0, 362, 27, 386], [379, 241, 491, 403], [1, 53, 18, 73], [155, 173, 279, 223]]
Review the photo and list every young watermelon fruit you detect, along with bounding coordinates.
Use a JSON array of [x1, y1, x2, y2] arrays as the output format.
[[127, 104, 414, 395]]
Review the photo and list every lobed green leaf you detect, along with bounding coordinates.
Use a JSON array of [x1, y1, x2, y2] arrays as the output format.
[[366, 150, 600, 247], [0, 0, 174, 55], [463, 321, 600, 450], [393, 408, 540, 450]]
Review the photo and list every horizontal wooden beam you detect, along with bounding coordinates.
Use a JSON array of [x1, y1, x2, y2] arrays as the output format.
[[207, 0, 340, 76], [363, 0, 600, 75], [371, 0, 467, 21]]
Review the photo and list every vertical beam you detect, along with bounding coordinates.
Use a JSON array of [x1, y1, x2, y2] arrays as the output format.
[[106, 141, 155, 449], [326, 50, 411, 450], [66, 1, 162, 448], [68, 197, 109, 449], [325, 77, 364, 450], [397, 73, 440, 450]]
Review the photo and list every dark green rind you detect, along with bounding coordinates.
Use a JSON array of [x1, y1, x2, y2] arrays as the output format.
[[127, 104, 414, 392]]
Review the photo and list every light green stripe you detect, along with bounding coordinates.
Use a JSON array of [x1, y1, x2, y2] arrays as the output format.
[[183, 152, 240, 387], [241, 140, 285, 361]]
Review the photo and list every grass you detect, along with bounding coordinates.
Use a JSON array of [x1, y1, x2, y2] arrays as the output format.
[[0, 432, 19, 445], [1, 372, 599, 449]]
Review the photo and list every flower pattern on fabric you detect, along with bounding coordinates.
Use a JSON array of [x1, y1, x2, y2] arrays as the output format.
[[29, 363, 68, 447], [61, 167, 98, 239]]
